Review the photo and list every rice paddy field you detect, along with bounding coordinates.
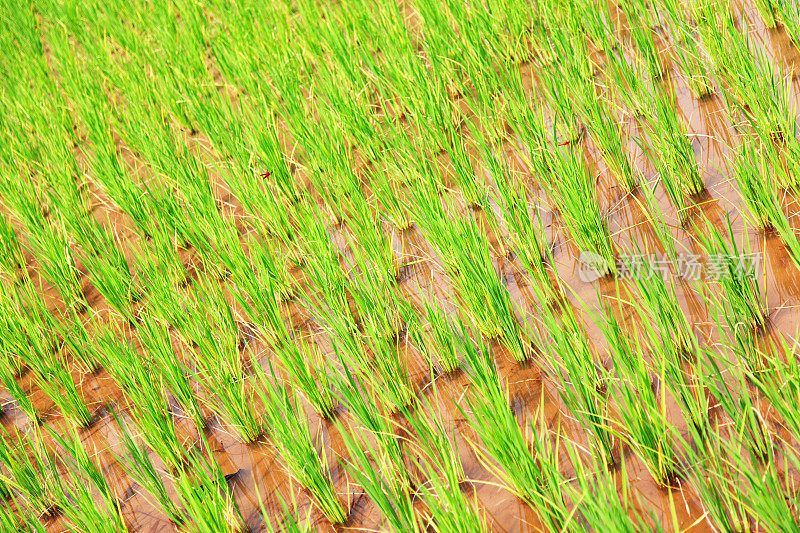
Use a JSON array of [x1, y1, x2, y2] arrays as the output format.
[[6, 0, 800, 531]]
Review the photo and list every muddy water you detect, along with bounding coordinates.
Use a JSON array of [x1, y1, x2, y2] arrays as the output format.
[[4, 1, 800, 533]]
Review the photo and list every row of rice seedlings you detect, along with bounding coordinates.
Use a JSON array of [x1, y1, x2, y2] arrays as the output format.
[[0, 427, 62, 518], [114, 412, 183, 525], [695, 216, 766, 330], [534, 300, 617, 468], [48, 426, 126, 531], [251, 361, 347, 525], [53, 54, 164, 242], [548, 147, 616, 276], [95, 332, 187, 470]]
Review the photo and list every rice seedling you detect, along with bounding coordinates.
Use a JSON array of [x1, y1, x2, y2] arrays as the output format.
[[662, 2, 716, 98], [0, 427, 63, 518], [535, 300, 617, 468], [753, 0, 780, 27], [138, 313, 205, 430], [633, 267, 699, 356], [639, 85, 704, 208], [566, 442, 661, 531], [579, 0, 618, 51], [48, 425, 127, 532], [174, 443, 245, 533], [178, 277, 263, 442], [273, 336, 336, 419], [255, 482, 313, 533], [695, 216, 766, 330], [0, 212, 23, 280], [745, 335, 800, 449], [732, 141, 783, 229], [401, 394, 465, 487], [251, 361, 347, 524], [548, 147, 616, 276], [17, 308, 93, 427], [578, 93, 639, 191], [680, 423, 751, 533], [332, 364, 412, 494], [605, 46, 651, 116], [481, 125, 554, 296], [114, 411, 183, 524], [699, 333, 772, 460], [458, 335, 570, 527], [420, 297, 468, 374], [337, 421, 423, 533], [609, 330, 679, 485], [70, 215, 139, 321], [447, 216, 528, 362], [629, 20, 663, 79], [0, 353, 37, 423]]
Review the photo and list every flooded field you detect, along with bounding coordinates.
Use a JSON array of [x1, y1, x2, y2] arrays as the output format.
[[2, 0, 800, 531]]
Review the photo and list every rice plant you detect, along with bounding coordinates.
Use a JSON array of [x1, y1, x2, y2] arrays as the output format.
[[251, 361, 347, 524], [548, 147, 616, 276], [114, 411, 183, 524], [0, 427, 63, 518], [536, 300, 617, 468], [695, 216, 766, 330]]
